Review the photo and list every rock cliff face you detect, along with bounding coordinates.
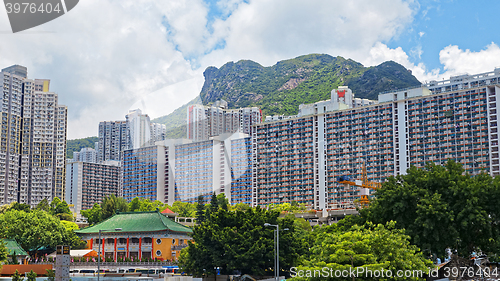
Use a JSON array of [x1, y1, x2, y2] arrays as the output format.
[[198, 54, 421, 115], [152, 54, 422, 138]]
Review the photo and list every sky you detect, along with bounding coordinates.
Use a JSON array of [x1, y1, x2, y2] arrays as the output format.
[[1, 0, 500, 139]]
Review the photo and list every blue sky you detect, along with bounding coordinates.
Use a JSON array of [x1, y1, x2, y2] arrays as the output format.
[[0, 0, 499, 138], [388, 0, 500, 71]]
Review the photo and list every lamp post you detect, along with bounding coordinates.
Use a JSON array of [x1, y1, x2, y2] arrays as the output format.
[[97, 228, 122, 281], [265, 223, 288, 281]]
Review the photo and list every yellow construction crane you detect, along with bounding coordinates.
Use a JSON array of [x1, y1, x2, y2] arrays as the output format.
[[336, 162, 381, 206]]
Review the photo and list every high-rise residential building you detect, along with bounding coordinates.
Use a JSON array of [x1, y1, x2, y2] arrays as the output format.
[[187, 101, 261, 141], [126, 109, 152, 149], [253, 116, 319, 207], [98, 111, 165, 163], [97, 120, 128, 162], [122, 144, 168, 203], [174, 133, 249, 204], [121, 134, 251, 205], [69, 147, 97, 163], [230, 135, 252, 205], [150, 122, 166, 143], [2, 65, 27, 78], [252, 68, 500, 209], [65, 161, 121, 221], [0, 65, 67, 206], [159, 138, 193, 205]]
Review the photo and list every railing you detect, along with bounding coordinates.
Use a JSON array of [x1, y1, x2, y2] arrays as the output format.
[[71, 261, 176, 267], [171, 245, 188, 251]]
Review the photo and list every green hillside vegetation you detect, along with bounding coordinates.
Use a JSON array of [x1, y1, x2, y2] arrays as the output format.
[[66, 136, 98, 159], [345, 60, 422, 100], [152, 96, 201, 139], [153, 54, 421, 138]]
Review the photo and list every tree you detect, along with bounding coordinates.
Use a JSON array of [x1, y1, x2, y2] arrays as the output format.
[[10, 202, 31, 213], [81, 203, 102, 225], [0, 203, 13, 214], [26, 270, 36, 281], [101, 194, 128, 220], [50, 198, 74, 221], [216, 193, 229, 210], [10, 251, 19, 265], [35, 198, 50, 212], [11, 269, 23, 281], [128, 198, 165, 212], [0, 209, 67, 254], [60, 221, 86, 249], [231, 203, 251, 212], [49, 197, 62, 213], [269, 202, 307, 213], [179, 207, 307, 277], [295, 222, 432, 281], [363, 160, 500, 260], [195, 195, 206, 224], [171, 201, 196, 217], [45, 269, 55, 281], [0, 240, 8, 267], [128, 197, 142, 212], [210, 192, 218, 210]]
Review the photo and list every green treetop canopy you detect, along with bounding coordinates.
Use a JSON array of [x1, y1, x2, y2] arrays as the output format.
[[75, 210, 193, 234], [1, 239, 28, 256]]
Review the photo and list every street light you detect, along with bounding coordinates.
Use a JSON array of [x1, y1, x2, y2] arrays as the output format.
[[97, 228, 122, 281], [264, 223, 289, 281]]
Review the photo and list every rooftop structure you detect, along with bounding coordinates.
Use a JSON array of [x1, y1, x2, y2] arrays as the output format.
[[1, 65, 27, 78], [1, 239, 28, 256]]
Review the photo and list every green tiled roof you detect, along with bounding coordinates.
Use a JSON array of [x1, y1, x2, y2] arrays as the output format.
[[75, 210, 192, 234], [1, 239, 28, 256]]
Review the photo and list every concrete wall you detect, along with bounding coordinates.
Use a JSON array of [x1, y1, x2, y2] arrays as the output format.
[[0, 264, 52, 276]]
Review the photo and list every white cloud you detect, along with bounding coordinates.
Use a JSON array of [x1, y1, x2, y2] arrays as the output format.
[[201, 0, 416, 67], [362, 42, 439, 82], [362, 42, 500, 84], [439, 43, 500, 76], [0, 0, 208, 138], [0, 0, 429, 139]]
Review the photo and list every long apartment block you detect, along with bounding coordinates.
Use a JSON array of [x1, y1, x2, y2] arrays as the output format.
[[252, 68, 500, 210], [121, 133, 252, 205]]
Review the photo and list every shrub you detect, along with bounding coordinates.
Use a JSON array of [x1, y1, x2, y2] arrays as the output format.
[[26, 270, 36, 281]]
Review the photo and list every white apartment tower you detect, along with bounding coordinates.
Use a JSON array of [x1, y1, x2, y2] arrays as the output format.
[[150, 122, 166, 143], [98, 111, 165, 162], [70, 147, 97, 163], [0, 65, 67, 206], [187, 101, 262, 141], [126, 109, 154, 149]]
